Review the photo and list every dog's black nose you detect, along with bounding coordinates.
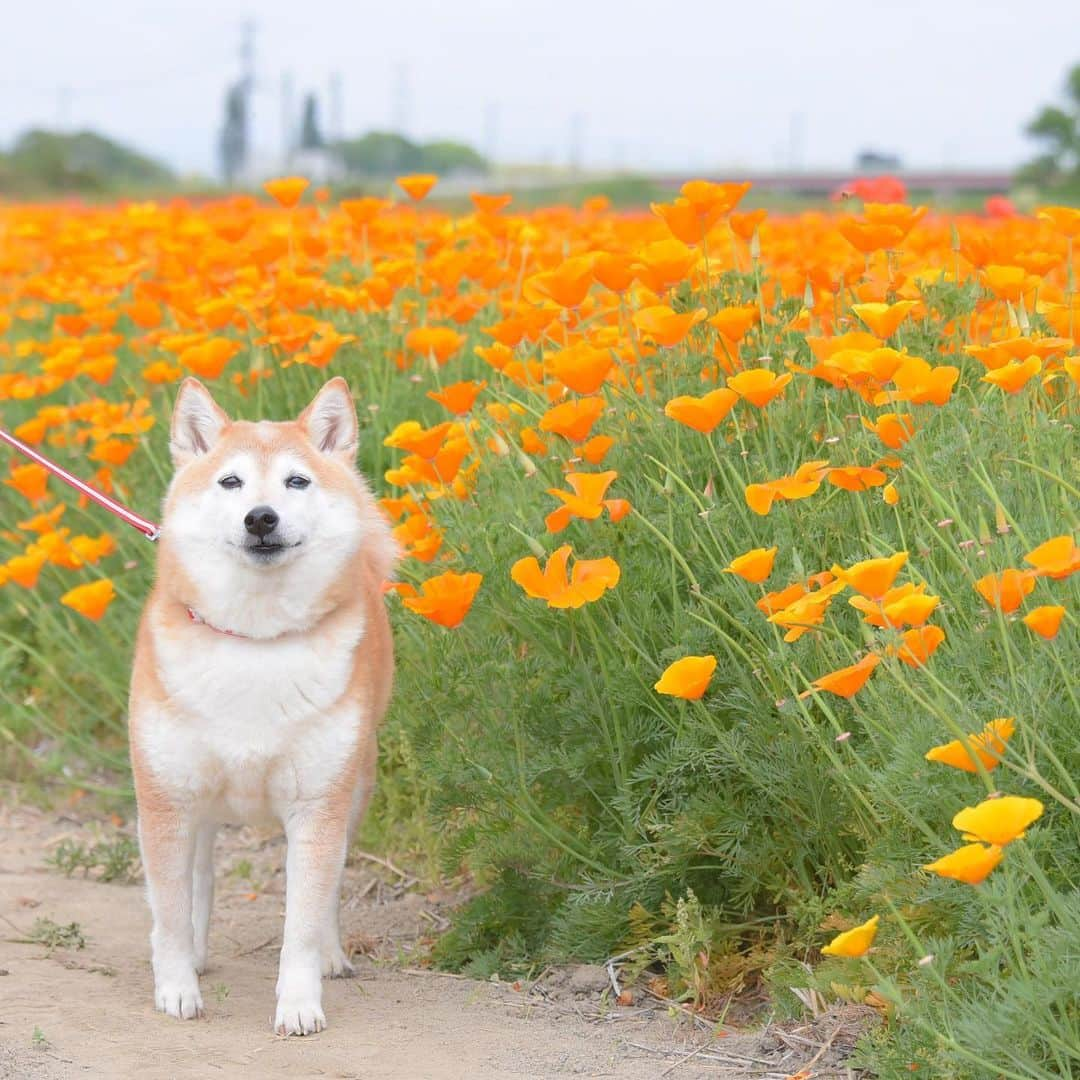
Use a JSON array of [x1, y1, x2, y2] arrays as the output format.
[[244, 505, 279, 538]]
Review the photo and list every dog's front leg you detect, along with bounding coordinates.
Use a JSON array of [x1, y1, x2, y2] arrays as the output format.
[[275, 806, 347, 1035], [139, 802, 202, 1019]]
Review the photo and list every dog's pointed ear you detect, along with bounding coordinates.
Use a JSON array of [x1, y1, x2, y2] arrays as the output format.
[[170, 378, 230, 466], [299, 377, 358, 457]]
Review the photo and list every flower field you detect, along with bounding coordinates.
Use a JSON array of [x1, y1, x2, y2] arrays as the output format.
[[1, 177, 1078, 1076]]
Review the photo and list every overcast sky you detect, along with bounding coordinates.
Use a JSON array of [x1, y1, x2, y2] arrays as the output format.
[[1, 0, 1076, 177]]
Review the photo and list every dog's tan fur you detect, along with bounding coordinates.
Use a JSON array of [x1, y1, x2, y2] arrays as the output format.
[[129, 377, 395, 1034]]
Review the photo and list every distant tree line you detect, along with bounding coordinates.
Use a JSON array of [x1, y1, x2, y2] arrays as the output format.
[[333, 131, 487, 177], [0, 130, 173, 194]]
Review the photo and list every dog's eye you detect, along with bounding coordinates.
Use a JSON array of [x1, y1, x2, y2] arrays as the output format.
[[218, 475, 243, 490], [285, 475, 311, 490]]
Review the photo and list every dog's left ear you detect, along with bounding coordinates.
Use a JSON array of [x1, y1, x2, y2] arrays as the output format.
[[299, 377, 358, 456]]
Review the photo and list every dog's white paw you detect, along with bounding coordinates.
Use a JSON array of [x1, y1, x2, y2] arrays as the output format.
[[274, 997, 326, 1036], [155, 979, 203, 1019], [321, 945, 355, 979], [194, 950, 209, 976]]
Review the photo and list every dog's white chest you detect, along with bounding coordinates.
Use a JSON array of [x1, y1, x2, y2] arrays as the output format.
[[144, 617, 366, 821], [158, 619, 360, 730]]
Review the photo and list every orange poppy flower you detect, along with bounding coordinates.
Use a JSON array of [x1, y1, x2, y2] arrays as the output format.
[[5, 550, 48, 588], [121, 298, 163, 330], [882, 481, 900, 506], [885, 357, 959, 406], [580, 434, 615, 464], [405, 327, 466, 365], [292, 328, 356, 370], [544, 471, 630, 533], [520, 427, 547, 455], [923, 843, 1003, 885], [263, 176, 309, 208], [982, 356, 1041, 394], [952, 795, 1043, 846], [428, 380, 487, 415], [1022, 604, 1066, 640], [632, 305, 707, 347], [745, 460, 830, 516], [926, 718, 1015, 773], [768, 583, 847, 643], [384, 420, 454, 459], [757, 580, 810, 615], [340, 196, 388, 226], [861, 412, 915, 450], [539, 397, 605, 443], [801, 653, 881, 699], [70, 533, 116, 564], [680, 179, 751, 216], [981, 265, 1040, 303], [90, 438, 136, 467], [470, 192, 512, 215], [727, 368, 791, 408], [17, 504, 66, 534], [6, 462, 50, 503], [837, 218, 910, 255], [850, 583, 939, 629], [707, 305, 760, 342], [654, 655, 717, 700], [850, 301, 917, 338], [1024, 535, 1080, 580], [511, 544, 620, 609], [974, 569, 1035, 613], [396, 173, 438, 201], [891, 625, 946, 667], [651, 197, 725, 246], [826, 466, 887, 492], [723, 546, 777, 584], [179, 337, 242, 380], [526, 255, 595, 309], [400, 570, 482, 628], [730, 208, 767, 241], [1036, 205, 1080, 236], [545, 342, 614, 394], [592, 252, 636, 293], [143, 360, 183, 384], [831, 552, 908, 599], [821, 914, 879, 958], [664, 388, 739, 434], [60, 578, 116, 621]]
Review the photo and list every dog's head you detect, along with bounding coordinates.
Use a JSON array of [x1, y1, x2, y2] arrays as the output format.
[[160, 378, 393, 632]]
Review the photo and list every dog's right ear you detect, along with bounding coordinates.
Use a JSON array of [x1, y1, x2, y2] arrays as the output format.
[[170, 378, 229, 466]]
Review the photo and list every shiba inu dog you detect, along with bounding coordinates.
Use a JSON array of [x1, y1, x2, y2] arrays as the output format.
[[128, 376, 396, 1035]]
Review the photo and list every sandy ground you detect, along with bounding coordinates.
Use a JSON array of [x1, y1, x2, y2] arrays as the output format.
[[0, 801, 870, 1079]]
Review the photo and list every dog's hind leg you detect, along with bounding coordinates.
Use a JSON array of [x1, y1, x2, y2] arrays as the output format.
[[192, 822, 216, 975]]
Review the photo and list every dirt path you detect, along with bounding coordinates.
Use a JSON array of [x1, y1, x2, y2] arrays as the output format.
[[0, 802, 868, 1079]]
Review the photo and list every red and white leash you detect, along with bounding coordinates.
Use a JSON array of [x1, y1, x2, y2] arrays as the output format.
[[0, 425, 161, 542]]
